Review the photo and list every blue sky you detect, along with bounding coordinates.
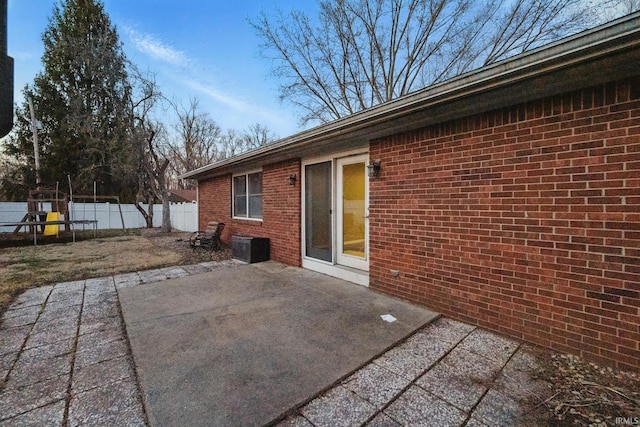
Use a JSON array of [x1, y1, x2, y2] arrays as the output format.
[[7, 0, 318, 138]]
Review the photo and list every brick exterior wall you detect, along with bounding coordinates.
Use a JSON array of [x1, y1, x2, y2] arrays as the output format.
[[198, 175, 231, 236], [369, 77, 640, 370], [198, 159, 302, 267]]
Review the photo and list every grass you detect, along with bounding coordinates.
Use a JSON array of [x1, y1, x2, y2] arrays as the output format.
[[0, 229, 183, 315]]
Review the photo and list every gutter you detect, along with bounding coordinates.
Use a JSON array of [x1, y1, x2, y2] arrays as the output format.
[[181, 12, 640, 181]]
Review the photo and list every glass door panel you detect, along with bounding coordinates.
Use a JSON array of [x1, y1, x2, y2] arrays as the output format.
[[341, 163, 365, 258], [337, 156, 368, 270], [304, 161, 333, 262]]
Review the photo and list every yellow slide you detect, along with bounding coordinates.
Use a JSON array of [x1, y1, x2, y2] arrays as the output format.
[[43, 212, 60, 237]]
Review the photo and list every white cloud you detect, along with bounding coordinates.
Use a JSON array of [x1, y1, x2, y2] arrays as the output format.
[[117, 25, 295, 135], [183, 79, 250, 112], [183, 79, 294, 135], [123, 26, 188, 66]]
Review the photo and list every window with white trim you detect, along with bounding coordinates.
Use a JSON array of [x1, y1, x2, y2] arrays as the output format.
[[233, 171, 263, 219]]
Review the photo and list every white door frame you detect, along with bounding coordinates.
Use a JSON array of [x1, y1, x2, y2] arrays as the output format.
[[301, 151, 370, 286]]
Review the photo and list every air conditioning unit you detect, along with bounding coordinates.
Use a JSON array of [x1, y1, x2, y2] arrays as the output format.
[[232, 236, 270, 263]]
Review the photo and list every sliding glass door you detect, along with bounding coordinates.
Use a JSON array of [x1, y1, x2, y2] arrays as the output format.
[[303, 154, 369, 272], [304, 161, 332, 262]]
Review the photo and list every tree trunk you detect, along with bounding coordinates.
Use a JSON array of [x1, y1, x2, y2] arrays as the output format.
[[161, 189, 171, 232], [157, 159, 171, 233], [134, 196, 154, 228], [146, 195, 154, 228]]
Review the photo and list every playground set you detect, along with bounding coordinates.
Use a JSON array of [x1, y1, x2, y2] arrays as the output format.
[[1, 183, 125, 245]]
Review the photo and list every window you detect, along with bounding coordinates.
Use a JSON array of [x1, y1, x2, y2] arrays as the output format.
[[233, 171, 263, 219]]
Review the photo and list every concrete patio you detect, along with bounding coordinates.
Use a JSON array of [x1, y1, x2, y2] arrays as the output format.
[[119, 261, 438, 426], [0, 260, 553, 426]]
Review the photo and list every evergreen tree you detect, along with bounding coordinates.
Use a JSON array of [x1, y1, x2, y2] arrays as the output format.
[[2, 0, 135, 200]]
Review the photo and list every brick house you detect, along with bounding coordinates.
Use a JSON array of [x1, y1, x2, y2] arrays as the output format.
[[183, 13, 640, 370]]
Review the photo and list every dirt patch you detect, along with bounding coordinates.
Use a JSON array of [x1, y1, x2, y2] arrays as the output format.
[[139, 228, 232, 263], [0, 228, 231, 314], [531, 354, 640, 426]]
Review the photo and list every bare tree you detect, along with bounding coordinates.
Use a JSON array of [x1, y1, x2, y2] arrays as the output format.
[[251, 0, 610, 126], [596, 0, 639, 21], [129, 66, 171, 231], [623, 0, 640, 11], [218, 129, 242, 160], [166, 98, 221, 189], [241, 123, 278, 151], [166, 100, 278, 188]]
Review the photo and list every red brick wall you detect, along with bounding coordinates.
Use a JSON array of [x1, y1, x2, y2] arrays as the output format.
[[198, 175, 232, 243], [259, 159, 302, 266], [369, 77, 640, 370], [198, 159, 301, 266]]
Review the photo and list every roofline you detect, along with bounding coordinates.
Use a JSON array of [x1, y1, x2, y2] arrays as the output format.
[[181, 12, 640, 181]]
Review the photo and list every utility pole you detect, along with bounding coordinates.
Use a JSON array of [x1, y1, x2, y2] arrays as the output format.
[[0, 0, 13, 138], [28, 97, 41, 187]]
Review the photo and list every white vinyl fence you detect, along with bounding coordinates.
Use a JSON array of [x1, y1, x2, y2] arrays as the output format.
[[0, 201, 198, 232]]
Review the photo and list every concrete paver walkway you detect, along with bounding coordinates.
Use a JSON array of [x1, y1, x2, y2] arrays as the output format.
[[0, 273, 148, 426], [278, 320, 551, 426], [0, 261, 552, 426]]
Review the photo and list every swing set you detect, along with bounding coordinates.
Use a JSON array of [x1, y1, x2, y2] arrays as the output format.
[[1, 179, 125, 246]]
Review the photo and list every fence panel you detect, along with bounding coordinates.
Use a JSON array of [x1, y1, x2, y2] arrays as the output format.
[[0, 202, 198, 232], [169, 202, 198, 232], [0, 202, 52, 232]]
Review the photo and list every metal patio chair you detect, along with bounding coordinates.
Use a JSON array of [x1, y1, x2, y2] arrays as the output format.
[[190, 221, 225, 251]]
